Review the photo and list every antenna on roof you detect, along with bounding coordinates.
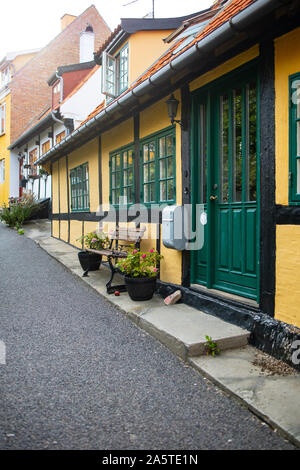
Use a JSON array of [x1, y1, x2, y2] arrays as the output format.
[[122, 0, 155, 18]]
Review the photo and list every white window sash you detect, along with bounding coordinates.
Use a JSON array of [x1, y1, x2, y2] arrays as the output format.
[[0, 104, 5, 135], [101, 52, 117, 98]]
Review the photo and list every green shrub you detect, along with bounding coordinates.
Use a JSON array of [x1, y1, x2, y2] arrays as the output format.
[[0, 193, 38, 229]]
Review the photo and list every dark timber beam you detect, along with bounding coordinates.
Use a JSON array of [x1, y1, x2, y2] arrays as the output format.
[[259, 39, 276, 316]]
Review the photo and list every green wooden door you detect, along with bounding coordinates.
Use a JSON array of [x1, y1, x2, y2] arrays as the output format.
[[191, 69, 259, 301]]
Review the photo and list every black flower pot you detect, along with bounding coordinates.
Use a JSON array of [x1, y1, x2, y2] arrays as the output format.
[[78, 251, 102, 271], [125, 276, 157, 301]]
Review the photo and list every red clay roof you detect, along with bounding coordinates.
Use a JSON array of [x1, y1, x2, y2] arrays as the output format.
[[77, 0, 256, 131], [79, 100, 106, 127]]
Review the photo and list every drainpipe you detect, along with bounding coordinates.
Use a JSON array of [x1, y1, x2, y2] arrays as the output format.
[[56, 71, 63, 103]]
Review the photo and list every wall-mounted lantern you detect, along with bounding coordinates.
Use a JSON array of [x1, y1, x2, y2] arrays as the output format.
[[165, 94, 184, 128]]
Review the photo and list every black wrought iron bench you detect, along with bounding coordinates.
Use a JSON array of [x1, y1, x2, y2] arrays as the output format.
[[83, 226, 146, 294]]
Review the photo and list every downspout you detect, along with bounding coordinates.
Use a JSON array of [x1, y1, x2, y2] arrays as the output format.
[[56, 71, 63, 104]]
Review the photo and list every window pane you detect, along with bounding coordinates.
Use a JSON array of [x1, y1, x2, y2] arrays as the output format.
[[291, 79, 300, 118], [149, 162, 155, 180], [149, 142, 155, 160], [233, 89, 242, 202], [128, 187, 133, 203], [166, 135, 173, 155], [144, 184, 149, 202], [167, 180, 174, 200], [144, 165, 148, 183], [143, 144, 148, 162], [297, 121, 300, 156], [120, 45, 128, 92], [160, 160, 166, 179], [128, 150, 133, 166], [128, 169, 133, 185], [167, 157, 173, 177], [159, 137, 165, 157], [160, 181, 167, 201], [123, 169, 127, 186], [123, 151, 128, 167], [116, 154, 121, 169], [199, 104, 207, 204], [297, 159, 300, 194], [220, 94, 229, 203], [116, 171, 121, 188], [150, 183, 155, 202], [247, 83, 257, 202]]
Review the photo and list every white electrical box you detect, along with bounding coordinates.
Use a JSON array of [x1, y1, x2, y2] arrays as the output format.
[[162, 205, 185, 251]]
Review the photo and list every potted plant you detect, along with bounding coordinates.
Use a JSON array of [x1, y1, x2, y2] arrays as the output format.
[[116, 248, 163, 301], [77, 231, 109, 272]]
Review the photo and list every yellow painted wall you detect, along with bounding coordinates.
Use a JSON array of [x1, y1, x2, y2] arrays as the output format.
[[70, 220, 83, 249], [0, 93, 11, 206], [60, 220, 69, 243], [189, 45, 259, 92], [52, 220, 59, 238], [275, 28, 300, 205], [275, 225, 300, 328], [52, 161, 59, 213], [101, 118, 134, 207], [59, 157, 68, 213], [84, 221, 99, 237], [129, 30, 171, 85]]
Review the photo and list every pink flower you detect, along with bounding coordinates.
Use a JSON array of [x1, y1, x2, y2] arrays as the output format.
[[91, 238, 97, 243], [133, 249, 138, 253], [142, 254, 146, 259], [149, 249, 154, 253], [153, 268, 157, 272]]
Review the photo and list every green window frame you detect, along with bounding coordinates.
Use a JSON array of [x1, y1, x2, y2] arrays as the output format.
[[70, 163, 90, 212], [289, 73, 300, 204], [140, 126, 176, 205], [109, 144, 134, 206]]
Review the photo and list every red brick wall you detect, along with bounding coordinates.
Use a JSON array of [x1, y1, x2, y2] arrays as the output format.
[[10, 5, 110, 141]]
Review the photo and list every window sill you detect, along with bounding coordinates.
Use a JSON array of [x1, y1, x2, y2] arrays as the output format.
[[71, 209, 90, 213]]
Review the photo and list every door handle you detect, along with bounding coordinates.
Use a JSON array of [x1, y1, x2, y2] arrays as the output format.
[[210, 195, 218, 201]]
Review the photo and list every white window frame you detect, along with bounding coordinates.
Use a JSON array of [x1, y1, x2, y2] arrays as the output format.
[[0, 103, 5, 135], [101, 44, 129, 99], [102, 51, 117, 98], [0, 159, 5, 184]]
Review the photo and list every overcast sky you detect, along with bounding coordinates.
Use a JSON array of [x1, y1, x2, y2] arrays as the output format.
[[1, 0, 212, 60]]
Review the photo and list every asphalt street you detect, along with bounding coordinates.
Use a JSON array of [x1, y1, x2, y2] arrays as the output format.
[[0, 222, 295, 450]]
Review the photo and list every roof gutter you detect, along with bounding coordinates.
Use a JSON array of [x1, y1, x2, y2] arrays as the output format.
[[35, 0, 282, 166]]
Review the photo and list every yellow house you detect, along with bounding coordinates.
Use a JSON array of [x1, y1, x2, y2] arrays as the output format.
[[36, 1, 300, 366], [0, 92, 11, 204], [0, 49, 40, 206]]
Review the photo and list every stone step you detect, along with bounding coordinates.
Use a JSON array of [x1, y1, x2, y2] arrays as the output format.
[[133, 303, 250, 361]]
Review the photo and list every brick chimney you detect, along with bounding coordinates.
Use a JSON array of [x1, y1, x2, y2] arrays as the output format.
[[61, 14, 77, 31]]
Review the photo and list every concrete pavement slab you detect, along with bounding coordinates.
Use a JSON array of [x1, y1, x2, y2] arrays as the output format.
[[189, 346, 300, 447]]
